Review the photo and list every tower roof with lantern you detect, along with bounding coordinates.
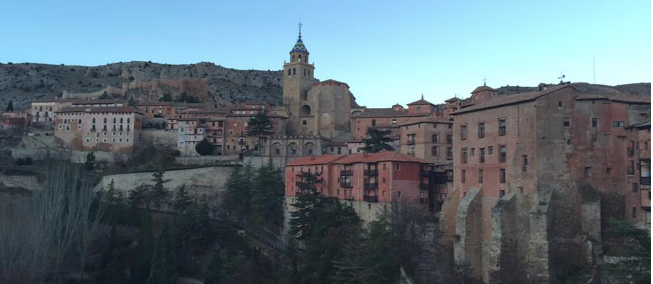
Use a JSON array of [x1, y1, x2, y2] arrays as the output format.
[[290, 22, 309, 54]]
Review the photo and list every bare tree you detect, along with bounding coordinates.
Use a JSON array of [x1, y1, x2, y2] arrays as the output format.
[[0, 161, 105, 284]]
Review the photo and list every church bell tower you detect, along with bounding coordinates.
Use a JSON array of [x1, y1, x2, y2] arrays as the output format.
[[283, 23, 316, 135]]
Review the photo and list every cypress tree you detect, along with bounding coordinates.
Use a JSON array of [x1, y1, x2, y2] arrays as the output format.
[[146, 223, 178, 284], [151, 170, 169, 208], [6, 100, 13, 112]]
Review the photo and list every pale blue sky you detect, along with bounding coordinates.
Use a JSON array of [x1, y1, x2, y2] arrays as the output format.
[[0, 0, 650, 107]]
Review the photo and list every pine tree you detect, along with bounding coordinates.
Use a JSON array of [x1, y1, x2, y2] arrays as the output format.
[[329, 226, 365, 284], [251, 161, 284, 229], [362, 128, 395, 153], [172, 185, 193, 213], [151, 170, 170, 208], [128, 184, 149, 209], [146, 223, 178, 284], [204, 249, 224, 284], [361, 209, 400, 284], [85, 151, 95, 171], [6, 100, 13, 112], [225, 163, 254, 218], [246, 112, 273, 154], [288, 171, 324, 244], [129, 212, 154, 284]]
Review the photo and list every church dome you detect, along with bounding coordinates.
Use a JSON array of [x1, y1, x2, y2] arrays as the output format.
[[290, 37, 309, 54]]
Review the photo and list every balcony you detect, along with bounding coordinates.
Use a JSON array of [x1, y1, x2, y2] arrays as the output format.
[[340, 170, 353, 176], [407, 139, 416, 145], [340, 181, 353, 188], [343, 195, 355, 201], [641, 176, 651, 186], [364, 182, 378, 189], [363, 195, 378, 202], [364, 169, 378, 176], [628, 148, 635, 157]]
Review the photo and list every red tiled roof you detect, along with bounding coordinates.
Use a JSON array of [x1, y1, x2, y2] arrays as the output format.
[[452, 85, 572, 115], [55, 106, 143, 114], [286, 155, 346, 166], [471, 84, 497, 94], [334, 151, 428, 164], [312, 79, 349, 88], [407, 97, 435, 106], [71, 100, 126, 105], [445, 97, 460, 103], [576, 93, 651, 104], [352, 108, 427, 118], [399, 116, 451, 126]]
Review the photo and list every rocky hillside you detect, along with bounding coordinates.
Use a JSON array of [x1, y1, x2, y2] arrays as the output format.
[[0, 61, 283, 110], [496, 82, 651, 96]]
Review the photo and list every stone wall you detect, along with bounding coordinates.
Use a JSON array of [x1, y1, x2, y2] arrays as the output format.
[[141, 129, 177, 148], [454, 187, 483, 280], [97, 165, 237, 194]]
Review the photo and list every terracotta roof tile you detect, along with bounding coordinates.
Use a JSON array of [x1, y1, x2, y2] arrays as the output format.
[[55, 106, 143, 114], [352, 108, 427, 118], [471, 84, 497, 94], [286, 155, 346, 166], [334, 151, 428, 164], [452, 85, 572, 115], [407, 97, 435, 106]]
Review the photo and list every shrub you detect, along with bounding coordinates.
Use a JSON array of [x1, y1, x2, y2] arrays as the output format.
[[15, 158, 24, 166], [24, 157, 32, 165]]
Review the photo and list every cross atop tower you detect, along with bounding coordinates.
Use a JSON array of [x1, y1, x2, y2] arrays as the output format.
[[298, 22, 303, 38]]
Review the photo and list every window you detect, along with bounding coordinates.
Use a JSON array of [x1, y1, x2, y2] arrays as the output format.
[[293, 68, 296, 75], [500, 190, 506, 197], [371, 119, 376, 126], [498, 119, 506, 136], [500, 169, 506, 183], [337, 148, 342, 154], [564, 117, 570, 127], [302, 120, 307, 125], [632, 207, 637, 218], [396, 163, 400, 170], [632, 183, 638, 192], [446, 147, 453, 159], [479, 148, 485, 163], [558, 101, 563, 107], [470, 148, 475, 156], [85, 138, 90, 143], [432, 146, 438, 156], [460, 124, 468, 140], [591, 118, 598, 128], [606, 168, 612, 176], [383, 163, 386, 170], [584, 167, 591, 178], [499, 146, 507, 162], [478, 122, 485, 138], [432, 134, 439, 143], [478, 169, 483, 183], [447, 135, 453, 144], [63, 118, 68, 124], [461, 148, 468, 164], [397, 191, 402, 198], [613, 121, 625, 128], [392, 119, 397, 125], [461, 170, 466, 184], [488, 146, 494, 154], [58, 124, 62, 129]]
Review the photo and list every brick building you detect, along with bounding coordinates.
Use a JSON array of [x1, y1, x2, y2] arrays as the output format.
[[442, 83, 651, 283], [54, 106, 143, 153], [398, 116, 454, 202], [285, 151, 432, 221]]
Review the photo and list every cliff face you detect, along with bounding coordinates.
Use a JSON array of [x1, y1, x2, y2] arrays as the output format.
[[0, 61, 283, 109]]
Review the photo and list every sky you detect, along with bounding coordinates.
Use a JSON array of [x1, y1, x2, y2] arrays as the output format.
[[0, 0, 650, 107]]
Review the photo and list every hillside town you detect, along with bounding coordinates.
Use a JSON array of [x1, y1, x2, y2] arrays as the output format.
[[1, 23, 651, 284]]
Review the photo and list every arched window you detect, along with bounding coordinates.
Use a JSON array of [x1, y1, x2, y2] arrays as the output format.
[[288, 69, 291, 76], [92, 118, 96, 123], [120, 118, 123, 123], [300, 105, 311, 116], [103, 118, 107, 123], [113, 117, 116, 123], [127, 118, 130, 124], [293, 68, 296, 75], [302, 91, 308, 101]]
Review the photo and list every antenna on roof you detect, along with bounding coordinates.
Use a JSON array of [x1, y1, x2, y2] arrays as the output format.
[[298, 21, 303, 39], [558, 72, 566, 82]]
